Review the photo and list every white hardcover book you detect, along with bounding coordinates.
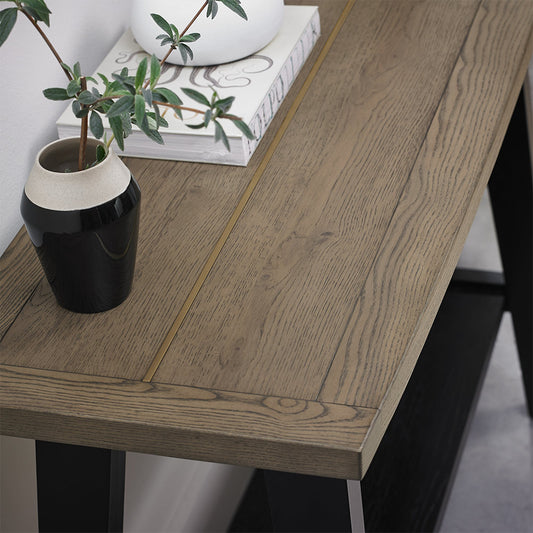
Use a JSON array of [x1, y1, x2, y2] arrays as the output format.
[[56, 6, 320, 166]]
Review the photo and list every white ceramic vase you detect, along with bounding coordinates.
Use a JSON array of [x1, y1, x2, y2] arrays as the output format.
[[131, 0, 285, 66]]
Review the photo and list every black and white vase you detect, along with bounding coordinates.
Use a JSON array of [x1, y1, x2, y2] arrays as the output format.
[[20, 137, 141, 313]]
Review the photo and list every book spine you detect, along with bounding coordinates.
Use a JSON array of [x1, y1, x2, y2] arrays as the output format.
[[242, 9, 321, 160]]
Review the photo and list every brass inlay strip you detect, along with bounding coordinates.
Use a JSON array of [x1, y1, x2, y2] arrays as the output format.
[[142, 0, 357, 383]]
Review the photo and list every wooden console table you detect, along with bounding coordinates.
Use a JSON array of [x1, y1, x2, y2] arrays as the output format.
[[1, 1, 532, 531]]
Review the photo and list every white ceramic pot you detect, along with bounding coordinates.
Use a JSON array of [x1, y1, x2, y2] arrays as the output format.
[[131, 0, 285, 66]]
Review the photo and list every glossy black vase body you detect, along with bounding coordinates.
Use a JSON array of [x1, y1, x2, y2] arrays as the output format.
[[21, 179, 140, 313], [21, 138, 141, 313]]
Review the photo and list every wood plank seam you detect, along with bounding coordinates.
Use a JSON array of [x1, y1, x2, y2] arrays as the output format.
[[354, 0, 533, 474], [0, 364, 377, 480], [314, 0, 484, 403], [141, 0, 358, 383]]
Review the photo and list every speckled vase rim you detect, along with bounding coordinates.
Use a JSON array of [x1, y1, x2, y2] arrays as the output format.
[[25, 137, 131, 212]]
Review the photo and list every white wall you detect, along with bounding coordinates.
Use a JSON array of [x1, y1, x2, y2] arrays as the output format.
[[1, 2, 130, 530], [0, 2, 250, 531], [0, 0, 131, 255]]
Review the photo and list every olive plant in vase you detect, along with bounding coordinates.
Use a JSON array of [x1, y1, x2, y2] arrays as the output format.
[[0, 0, 254, 313]]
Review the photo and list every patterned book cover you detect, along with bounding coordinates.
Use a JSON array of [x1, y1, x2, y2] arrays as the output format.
[[57, 6, 320, 166]]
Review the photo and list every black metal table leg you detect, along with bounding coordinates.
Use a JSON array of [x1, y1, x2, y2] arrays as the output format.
[[35, 441, 126, 533], [263, 470, 353, 533], [231, 273, 506, 533], [488, 88, 533, 417], [361, 277, 506, 532], [230, 469, 354, 532]]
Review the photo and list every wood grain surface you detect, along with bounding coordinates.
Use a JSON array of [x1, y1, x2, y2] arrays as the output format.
[[0, 364, 375, 479], [153, 0, 481, 397], [0, 1, 345, 380], [322, 0, 533, 471], [0, 228, 41, 339], [1, 0, 532, 480], [322, 0, 533, 406]]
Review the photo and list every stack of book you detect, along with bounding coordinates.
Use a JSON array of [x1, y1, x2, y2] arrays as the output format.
[[57, 6, 320, 166]]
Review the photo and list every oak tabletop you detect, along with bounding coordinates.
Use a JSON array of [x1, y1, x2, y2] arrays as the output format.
[[1, 0, 532, 480]]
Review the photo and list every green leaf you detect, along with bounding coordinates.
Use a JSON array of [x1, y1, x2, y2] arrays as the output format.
[[214, 121, 230, 150], [72, 103, 89, 118], [206, 0, 218, 19], [153, 88, 182, 119], [43, 87, 70, 100], [71, 100, 80, 116], [61, 62, 74, 76], [178, 43, 193, 64], [153, 87, 182, 106], [233, 119, 255, 140], [98, 72, 110, 86], [151, 105, 161, 128], [203, 109, 212, 127], [77, 90, 98, 105], [149, 54, 160, 89], [145, 114, 158, 130], [142, 87, 153, 107], [89, 111, 104, 139], [151, 13, 172, 37], [0, 8, 17, 47], [66, 79, 81, 97], [134, 94, 146, 127], [158, 36, 175, 47], [95, 100, 112, 114], [95, 144, 107, 164], [187, 123, 206, 130], [148, 110, 168, 129], [106, 95, 134, 118], [181, 88, 210, 107], [143, 126, 164, 144], [135, 56, 147, 91], [112, 71, 136, 92], [121, 112, 132, 138], [179, 32, 200, 43], [218, 0, 247, 20], [137, 115, 164, 144], [102, 76, 129, 97], [21, 0, 51, 26], [214, 96, 235, 113], [108, 115, 125, 151], [73, 61, 81, 79], [169, 22, 179, 36]]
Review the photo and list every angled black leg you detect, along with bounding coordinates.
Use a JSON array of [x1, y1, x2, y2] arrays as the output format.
[[263, 471, 353, 533], [230, 469, 359, 532], [35, 441, 126, 532], [488, 88, 533, 417], [361, 279, 505, 532]]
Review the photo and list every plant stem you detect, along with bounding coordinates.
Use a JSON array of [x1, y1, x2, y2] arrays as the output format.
[[180, 0, 208, 38], [106, 134, 115, 150], [153, 101, 242, 122], [89, 95, 208, 119], [158, 45, 177, 68], [153, 100, 216, 115], [157, 0, 209, 67], [20, 8, 72, 81], [78, 77, 88, 171]]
